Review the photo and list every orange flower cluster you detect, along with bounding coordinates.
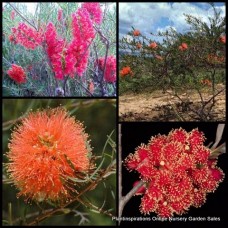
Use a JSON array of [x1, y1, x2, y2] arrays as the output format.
[[120, 66, 133, 77], [133, 30, 140, 36], [201, 79, 212, 87], [149, 42, 157, 49], [7, 108, 91, 202], [179, 42, 188, 51]]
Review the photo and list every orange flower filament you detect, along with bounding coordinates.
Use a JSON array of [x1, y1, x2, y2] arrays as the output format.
[[7, 108, 91, 202]]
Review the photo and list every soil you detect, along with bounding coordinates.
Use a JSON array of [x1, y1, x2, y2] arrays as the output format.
[[119, 84, 225, 121]]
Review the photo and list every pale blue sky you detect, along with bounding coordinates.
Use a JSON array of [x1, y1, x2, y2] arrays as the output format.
[[119, 2, 225, 42]]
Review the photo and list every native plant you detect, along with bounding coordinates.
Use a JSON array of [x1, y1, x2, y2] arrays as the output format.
[[3, 2, 116, 97], [119, 3, 225, 121]]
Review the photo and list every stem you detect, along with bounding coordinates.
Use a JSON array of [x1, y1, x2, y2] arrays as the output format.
[[118, 124, 122, 218], [8, 3, 38, 30], [118, 124, 145, 223], [119, 180, 144, 219]]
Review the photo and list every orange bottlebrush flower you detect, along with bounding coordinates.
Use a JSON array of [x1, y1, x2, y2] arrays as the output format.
[[136, 43, 142, 49], [149, 42, 157, 49], [219, 35, 226, 44], [7, 108, 91, 202], [133, 30, 140, 36], [120, 66, 133, 77]]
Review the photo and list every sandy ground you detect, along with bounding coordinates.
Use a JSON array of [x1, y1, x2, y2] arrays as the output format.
[[119, 85, 225, 121]]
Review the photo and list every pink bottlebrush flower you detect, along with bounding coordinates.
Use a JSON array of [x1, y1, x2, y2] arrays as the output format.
[[45, 22, 66, 80], [82, 2, 103, 24], [125, 128, 224, 217], [96, 56, 116, 83], [11, 23, 43, 49], [58, 9, 63, 22], [67, 8, 95, 77], [11, 11, 15, 20], [7, 64, 26, 84], [72, 8, 95, 43]]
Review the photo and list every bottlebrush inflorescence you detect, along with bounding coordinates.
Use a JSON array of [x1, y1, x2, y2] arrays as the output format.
[[7, 108, 92, 202], [125, 128, 224, 217], [6, 3, 115, 82], [7, 64, 27, 84]]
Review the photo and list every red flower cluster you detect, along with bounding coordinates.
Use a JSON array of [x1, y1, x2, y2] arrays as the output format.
[[97, 56, 116, 83], [11, 23, 43, 50], [82, 2, 103, 24], [125, 128, 224, 217], [68, 7, 95, 76], [45, 22, 67, 80], [7, 64, 27, 84], [45, 4, 101, 79]]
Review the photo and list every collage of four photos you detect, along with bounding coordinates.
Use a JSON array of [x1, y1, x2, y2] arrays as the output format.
[[2, 2, 227, 227]]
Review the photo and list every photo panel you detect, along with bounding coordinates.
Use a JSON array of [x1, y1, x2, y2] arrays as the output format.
[[119, 2, 226, 121], [2, 2, 116, 97], [119, 122, 227, 225], [2, 99, 117, 225]]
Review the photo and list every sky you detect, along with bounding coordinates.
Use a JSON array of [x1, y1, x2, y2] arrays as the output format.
[[119, 2, 226, 42], [3, 2, 116, 15]]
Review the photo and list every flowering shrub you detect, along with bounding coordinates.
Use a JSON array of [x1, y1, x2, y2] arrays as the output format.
[[125, 128, 224, 217], [3, 2, 116, 97], [7, 64, 26, 84], [119, 3, 225, 121]]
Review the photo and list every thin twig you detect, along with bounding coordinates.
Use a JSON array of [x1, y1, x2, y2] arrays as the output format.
[[118, 124, 122, 218], [8, 3, 37, 30]]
